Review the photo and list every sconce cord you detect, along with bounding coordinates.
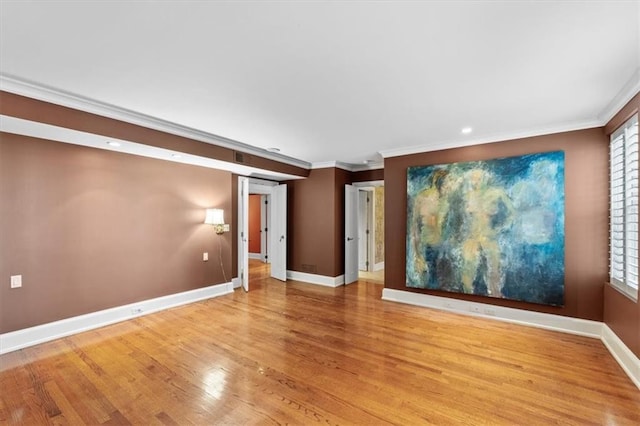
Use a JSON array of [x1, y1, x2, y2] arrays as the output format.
[[219, 236, 228, 283]]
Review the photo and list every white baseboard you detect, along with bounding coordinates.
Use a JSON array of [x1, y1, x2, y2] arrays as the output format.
[[381, 288, 602, 338], [0, 282, 234, 355], [286, 270, 345, 287], [382, 288, 640, 390], [232, 277, 242, 289], [249, 253, 261, 260], [601, 324, 640, 389], [373, 262, 384, 272]]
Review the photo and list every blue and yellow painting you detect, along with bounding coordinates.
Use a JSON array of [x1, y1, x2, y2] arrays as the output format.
[[406, 151, 565, 306]]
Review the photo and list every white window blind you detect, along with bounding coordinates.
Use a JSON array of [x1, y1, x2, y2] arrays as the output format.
[[610, 113, 639, 300]]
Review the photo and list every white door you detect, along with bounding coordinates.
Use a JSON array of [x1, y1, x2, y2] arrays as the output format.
[[270, 184, 287, 281], [260, 195, 269, 263], [238, 176, 249, 291], [345, 184, 358, 284]]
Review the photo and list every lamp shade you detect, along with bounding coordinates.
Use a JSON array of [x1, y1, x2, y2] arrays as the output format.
[[204, 208, 224, 225]]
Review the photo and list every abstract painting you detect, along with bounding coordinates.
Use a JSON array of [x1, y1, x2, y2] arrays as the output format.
[[406, 151, 565, 306]]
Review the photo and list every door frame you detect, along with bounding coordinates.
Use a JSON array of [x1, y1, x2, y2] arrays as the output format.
[[358, 188, 374, 272], [349, 180, 384, 279], [237, 177, 285, 289]]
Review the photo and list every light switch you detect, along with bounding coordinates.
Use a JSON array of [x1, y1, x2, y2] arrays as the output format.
[[10, 275, 22, 289], [203, 252, 209, 261], [223, 224, 230, 232]]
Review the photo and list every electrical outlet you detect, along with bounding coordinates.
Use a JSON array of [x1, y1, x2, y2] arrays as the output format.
[[10, 275, 22, 289], [203, 252, 209, 261], [484, 308, 497, 316], [131, 307, 143, 315]]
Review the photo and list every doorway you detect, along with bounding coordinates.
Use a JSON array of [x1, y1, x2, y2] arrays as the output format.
[[237, 177, 287, 292], [345, 181, 385, 285], [248, 194, 269, 263], [354, 182, 384, 284]]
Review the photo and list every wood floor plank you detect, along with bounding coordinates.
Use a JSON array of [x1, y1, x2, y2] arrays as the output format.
[[1, 260, 639, 425]]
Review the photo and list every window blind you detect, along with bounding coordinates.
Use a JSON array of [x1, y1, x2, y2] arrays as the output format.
[[610, 113, 639, 300]]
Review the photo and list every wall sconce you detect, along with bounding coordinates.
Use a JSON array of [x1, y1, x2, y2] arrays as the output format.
[[204, 208, 226, 234]]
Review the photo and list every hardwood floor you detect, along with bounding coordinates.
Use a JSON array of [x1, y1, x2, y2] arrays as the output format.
[[358, 268, 384, 284], [1, 261, 639, 425]]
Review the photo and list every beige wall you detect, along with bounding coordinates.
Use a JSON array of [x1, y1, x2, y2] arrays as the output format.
[[374, 186, 384, 264], [0, 133, 232, 333]]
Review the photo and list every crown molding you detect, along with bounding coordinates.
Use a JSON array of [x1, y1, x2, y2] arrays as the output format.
[[311, 160, 384, 172], [0, 115, 304, 181], [0, 73, 311, 170], [598, 68, 640, 125], [351, 160, 384, 172], [379, 120, 602, 159], [4, 72, 635, 168], [311, 160, 354, 171], [310, 160, 339, 169]]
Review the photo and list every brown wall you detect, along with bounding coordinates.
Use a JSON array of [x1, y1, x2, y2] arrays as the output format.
[[352, 168, 384, 183], [603, 92, 640, 357], [334, 168, 351, 277], [384, 128, 609, 321], [287, 168, 336, 277], [287, 168, 349, 277], [0, 133, 233, 333], [0, 91, 310, 179]]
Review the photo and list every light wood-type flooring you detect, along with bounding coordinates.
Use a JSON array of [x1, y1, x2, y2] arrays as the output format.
[[1, 260, 639, 425], [358, 268, 385, 284]]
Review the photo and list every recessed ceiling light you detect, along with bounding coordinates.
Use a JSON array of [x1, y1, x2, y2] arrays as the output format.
[[266, 147, 281, 153], [461, 127, 473, 135], [171, 154, 182, 159], [107, 141, 121, 147]]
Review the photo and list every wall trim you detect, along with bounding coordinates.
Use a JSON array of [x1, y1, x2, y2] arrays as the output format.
[[0, 115, 303, 181], [249, 253, 262, 260], [287, 270, 345, 287], [598, 68, 640, 124], [232, 277, 242, 289], [382, 288, 602, 337], [310, 160, 384, 172], [382, 288, 640, 390], [601, 324, 640, 390], [379, 121, 601, 159], [0, 73, 311, 170], [373, 261, 385, 272], [0, 282, 234, 355]]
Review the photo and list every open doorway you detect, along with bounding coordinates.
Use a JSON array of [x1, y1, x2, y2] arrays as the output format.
[[237, 177, 287, 292], [356, 183, 384, 284], [345, 181, 385, 285], [248, 194, 268, 262], [248, 192, 272, 283]]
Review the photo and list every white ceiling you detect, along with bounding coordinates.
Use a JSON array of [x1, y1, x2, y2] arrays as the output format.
[[1, 1, 639, 168]]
